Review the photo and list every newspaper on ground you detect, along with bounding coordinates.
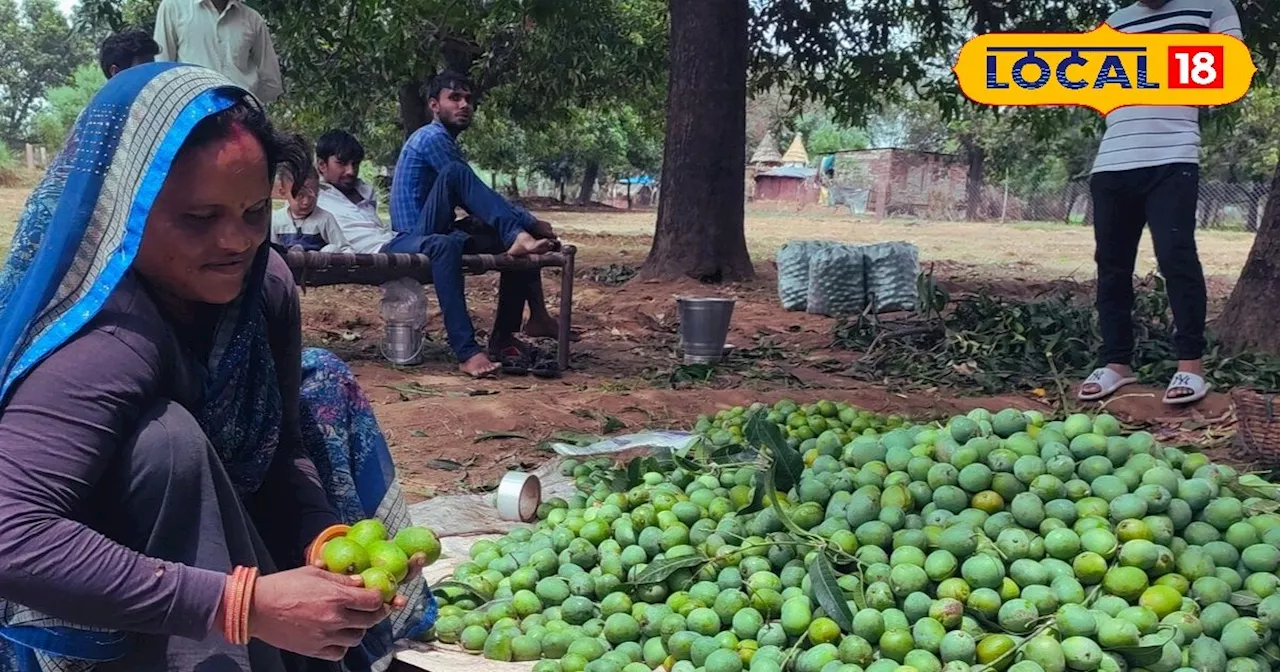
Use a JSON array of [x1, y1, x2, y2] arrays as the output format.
[[550, 430, 697, 457]]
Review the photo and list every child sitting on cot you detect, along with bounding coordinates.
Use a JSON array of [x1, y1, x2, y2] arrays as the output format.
[[272, 136, 352, 253]]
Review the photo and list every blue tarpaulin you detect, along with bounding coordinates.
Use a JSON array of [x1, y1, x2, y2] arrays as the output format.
[[759, 165, 817, 179]]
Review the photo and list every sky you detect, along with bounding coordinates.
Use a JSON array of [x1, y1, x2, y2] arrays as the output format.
[[58, 0, 77, 17]]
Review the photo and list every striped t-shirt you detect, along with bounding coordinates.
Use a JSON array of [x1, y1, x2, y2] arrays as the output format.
[[271, 205, 352, 253], [1090, 0, 1243, 174]]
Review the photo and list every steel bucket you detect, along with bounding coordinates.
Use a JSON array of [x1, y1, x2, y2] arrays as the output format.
[[381, 321, 425, 365], [677, 297, 736, 364]]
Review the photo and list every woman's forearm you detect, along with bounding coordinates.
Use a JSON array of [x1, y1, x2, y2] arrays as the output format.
[[0, 327, 227, 639], [0, 505, 227, 638]]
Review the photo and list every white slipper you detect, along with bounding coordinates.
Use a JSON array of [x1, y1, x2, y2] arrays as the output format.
[[1078, 367, 1138, 401], [1163, 372, 1211, 405]]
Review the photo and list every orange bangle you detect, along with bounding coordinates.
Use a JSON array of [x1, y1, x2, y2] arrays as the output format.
[[223, 566, 260, 646], [224, 567, 246, 645], [229, 567, 243, 646], [240, 567, 259, 645], [307, 524, 352, 566], [220, 571, 235, 644]]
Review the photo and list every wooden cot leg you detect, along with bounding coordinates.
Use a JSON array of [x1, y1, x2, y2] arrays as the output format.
[[558, 252, 576, 371]]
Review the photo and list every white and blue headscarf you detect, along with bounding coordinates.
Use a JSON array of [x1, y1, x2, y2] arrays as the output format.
[[0, 63, 251, 403], [0, 59, 289, 672], [0, 63, 433, 671]]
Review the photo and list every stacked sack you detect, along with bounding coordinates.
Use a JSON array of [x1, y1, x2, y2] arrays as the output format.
[[807, 245, 867, 317], [775, 240, 835, 311], [862, 241, 920, 313], [774, 240, 919, 317]]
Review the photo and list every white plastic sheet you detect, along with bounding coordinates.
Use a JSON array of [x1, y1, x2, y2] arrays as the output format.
[[550, 431, 697, 457]]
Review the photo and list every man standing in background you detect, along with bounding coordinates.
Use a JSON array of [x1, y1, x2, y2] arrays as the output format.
[[1078, 0, 1241, 406], [98, 28, 159, 78], [152, 0, 283, 104]]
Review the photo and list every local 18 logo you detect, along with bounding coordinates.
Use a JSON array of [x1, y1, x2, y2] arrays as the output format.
[[953, 25, 1255, 113]]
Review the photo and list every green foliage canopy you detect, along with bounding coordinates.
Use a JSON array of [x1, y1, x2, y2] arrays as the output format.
[[0, 0, 93, 144]]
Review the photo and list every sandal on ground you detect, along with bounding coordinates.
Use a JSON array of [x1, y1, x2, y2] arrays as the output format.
[[531, 362, 563, 379], [1077, 367, 1138, 401], [1163, 372, 1211, 405], [489, 342, 538, 376], [490, 342, 536, 364]]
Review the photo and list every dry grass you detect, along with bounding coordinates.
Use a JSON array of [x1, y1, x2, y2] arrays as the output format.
[[0, 188, 1257, 283], [0, 188, 27, 262], [552, 206, 1257, 281]]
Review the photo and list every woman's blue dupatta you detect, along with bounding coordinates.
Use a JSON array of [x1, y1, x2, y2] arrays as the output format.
[[0, 63, 284, 671], [0, 62, 434, 672]]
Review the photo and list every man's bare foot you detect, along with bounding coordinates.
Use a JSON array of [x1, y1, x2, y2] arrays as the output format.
[[507, 231, 555, 257], [523, 314, 560, 338], [459, 353, 500, 378]]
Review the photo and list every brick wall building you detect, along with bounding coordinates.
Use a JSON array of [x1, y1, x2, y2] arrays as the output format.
[[753, 165, 820, 203], [826, 148, 968, 218]]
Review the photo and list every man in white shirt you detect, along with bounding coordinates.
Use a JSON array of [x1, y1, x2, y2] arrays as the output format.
[[1078, 0, 1241, 406], [313, 129, 395, 254], [153, 0, 283, 104]]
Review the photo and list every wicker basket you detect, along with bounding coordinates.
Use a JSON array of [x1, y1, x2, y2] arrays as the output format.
[[1233, 388, 1280, 469]]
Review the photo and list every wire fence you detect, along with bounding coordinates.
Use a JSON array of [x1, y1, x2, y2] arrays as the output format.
[[982, 179, 1270, 231], [816, 150, 1270, 231], [826, 176, 1271, 231]]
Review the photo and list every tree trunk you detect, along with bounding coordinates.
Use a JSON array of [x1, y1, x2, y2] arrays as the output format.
[[640, 0, 753, 282], [558, 180, 566, 203], [398, 80, 429, 138], [508, 175, 520, 198], [1217, 162, 1280, 355], [962, 137, 985, 221], [578, 161, 600, 204]]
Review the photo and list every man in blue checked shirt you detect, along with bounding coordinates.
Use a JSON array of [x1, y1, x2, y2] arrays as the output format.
[[387, 71, 561, 378]]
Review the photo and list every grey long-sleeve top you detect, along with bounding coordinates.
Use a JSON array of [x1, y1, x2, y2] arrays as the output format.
[[0, 251, 339, 640]]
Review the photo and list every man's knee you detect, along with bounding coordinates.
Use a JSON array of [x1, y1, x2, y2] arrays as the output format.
[[418, 233, 466, 263], [438, 161, 473, 186], [1094, 245, 1135, 269]]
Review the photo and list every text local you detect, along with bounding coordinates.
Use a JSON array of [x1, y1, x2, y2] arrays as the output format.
[[986, 47, 1160, 91]]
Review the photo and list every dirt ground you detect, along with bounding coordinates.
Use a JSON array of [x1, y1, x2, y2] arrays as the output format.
[[0, 187, 1254, 501], [296, 205, 1249, 502]]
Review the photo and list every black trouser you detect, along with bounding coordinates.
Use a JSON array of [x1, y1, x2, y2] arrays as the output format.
[[1090, 162, 1206, 365]]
